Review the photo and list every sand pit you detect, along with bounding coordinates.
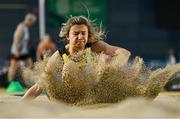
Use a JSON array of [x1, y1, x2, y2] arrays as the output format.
[[0, 92, 180, 119], [2, 53, 180, 118]]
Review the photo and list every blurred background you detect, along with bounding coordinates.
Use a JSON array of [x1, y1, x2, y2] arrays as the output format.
[[0, 0, 180, 66], [1, 0, 180, 67], [0, 0, 180, 90]]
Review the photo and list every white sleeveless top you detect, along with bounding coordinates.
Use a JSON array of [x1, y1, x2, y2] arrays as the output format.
[[11, 23, 29, 55]]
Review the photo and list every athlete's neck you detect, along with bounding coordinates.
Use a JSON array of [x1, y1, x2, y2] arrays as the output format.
[[69, 46, 84, 55]]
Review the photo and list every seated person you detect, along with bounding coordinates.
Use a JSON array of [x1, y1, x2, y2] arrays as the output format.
[[36, 33, 57, 61]]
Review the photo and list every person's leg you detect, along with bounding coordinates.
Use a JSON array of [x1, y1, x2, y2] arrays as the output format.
[[19, 57, 33, 87], [8, 59, 19, 81], [25, 57, 33, 69]]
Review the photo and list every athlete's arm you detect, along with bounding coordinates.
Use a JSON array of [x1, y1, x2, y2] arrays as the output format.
[[21, 51, 63, 101], [36, 43, 42, 61], [91, 40, 131, 64]]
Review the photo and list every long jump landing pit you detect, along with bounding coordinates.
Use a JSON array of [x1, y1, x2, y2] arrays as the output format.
[[0, 92, 180, 119]]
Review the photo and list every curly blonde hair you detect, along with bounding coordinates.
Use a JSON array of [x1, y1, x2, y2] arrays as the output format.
[[59, 16, 104, 43]]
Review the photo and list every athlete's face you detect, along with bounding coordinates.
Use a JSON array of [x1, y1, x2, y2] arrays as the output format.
[[67, 24, 88, 51], [27, 17, 36, 27]]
